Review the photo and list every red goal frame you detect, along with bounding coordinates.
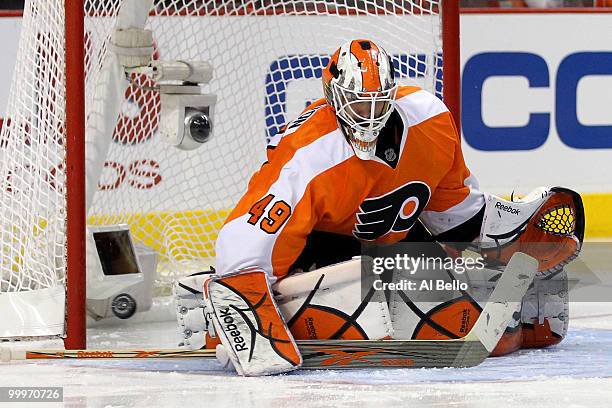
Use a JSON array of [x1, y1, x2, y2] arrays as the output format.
[[56, 0, 461, 350], [65, 1, 86, 350]]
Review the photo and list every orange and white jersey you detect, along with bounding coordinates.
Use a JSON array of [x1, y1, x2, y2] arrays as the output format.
[[216, 86, 485, 278]]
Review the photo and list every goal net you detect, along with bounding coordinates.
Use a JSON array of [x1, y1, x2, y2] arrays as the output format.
[[0, 0, 456, 344]]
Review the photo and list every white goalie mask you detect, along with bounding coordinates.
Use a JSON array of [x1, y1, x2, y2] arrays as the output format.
[[323, 39, 398, 160]]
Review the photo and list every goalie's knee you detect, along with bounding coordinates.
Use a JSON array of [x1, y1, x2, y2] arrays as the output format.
[[274, 258, 394, 341]]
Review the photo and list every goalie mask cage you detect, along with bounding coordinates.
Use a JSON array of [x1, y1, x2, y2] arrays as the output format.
[[0, 0, 459, 349]]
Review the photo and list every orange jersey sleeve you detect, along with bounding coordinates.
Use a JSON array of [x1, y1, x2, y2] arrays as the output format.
[[215, 102, 354, 278], [418, 109, 485, 236]]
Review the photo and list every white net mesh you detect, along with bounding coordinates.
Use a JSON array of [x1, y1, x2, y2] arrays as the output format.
[[0, 0, 444, 297]]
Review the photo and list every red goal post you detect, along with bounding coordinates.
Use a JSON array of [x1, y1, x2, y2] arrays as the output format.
[[65, 0, 87, 350], [0, 0, 459, 350]]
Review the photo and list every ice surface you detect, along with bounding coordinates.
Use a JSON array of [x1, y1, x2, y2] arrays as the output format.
[[2, 302, 612, 408]]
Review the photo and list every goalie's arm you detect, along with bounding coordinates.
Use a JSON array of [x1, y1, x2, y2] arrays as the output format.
[[418, 112, 486, 242], [216, 115, 352, 278]]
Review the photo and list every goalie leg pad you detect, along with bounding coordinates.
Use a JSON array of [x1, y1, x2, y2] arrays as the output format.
[[174, 270, 216, 350], [205, 270, 302, 376], [274, 258, 394, 341], [389, 248, 524, 356], [389, 251, 482, 341], [521, 269, 569, 349]]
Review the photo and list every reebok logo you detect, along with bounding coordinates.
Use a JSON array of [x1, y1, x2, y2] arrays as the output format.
[[219, 307, 248, 352], [495, 202, 520, 215], [460, 309, 470, 334], [305, 317, 317, 339]]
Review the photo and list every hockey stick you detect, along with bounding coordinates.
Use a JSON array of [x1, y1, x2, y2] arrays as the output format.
[[1, 348, 215, 361], [2, 253, 537, 369], [297, 251, 537, 369]]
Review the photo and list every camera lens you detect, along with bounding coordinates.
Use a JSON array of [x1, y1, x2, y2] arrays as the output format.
[[187, 112, 212, 143]]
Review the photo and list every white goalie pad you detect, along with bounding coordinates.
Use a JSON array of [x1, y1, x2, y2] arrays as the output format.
[[389, 251, 471, 340], [389, 253, 522, 341], [480, 187, 550, 249], [274, 258, 394, 341], [205, 270, 301, 376], [174, 259, 394, 348], [521, 270, 569, 340], [173, 271, 216, 349]]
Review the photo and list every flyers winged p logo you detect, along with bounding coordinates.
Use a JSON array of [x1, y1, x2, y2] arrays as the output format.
[[353, 181, 431, 240]]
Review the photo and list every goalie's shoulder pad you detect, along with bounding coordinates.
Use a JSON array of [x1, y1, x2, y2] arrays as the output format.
[[205, 269, 301, 376]]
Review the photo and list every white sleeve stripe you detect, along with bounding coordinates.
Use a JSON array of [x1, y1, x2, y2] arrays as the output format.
[[215, 130, 354, 276], [268, 134, 282, 148], [419, 174, 485, 236], [395, 89, 449, 127], [268, 129, 353, 210]]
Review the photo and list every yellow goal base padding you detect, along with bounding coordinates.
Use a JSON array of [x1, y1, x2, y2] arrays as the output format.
[[86, 192, 612, 262]]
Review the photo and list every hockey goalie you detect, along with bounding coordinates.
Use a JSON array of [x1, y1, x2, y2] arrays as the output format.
[[175, 40, 584, 376]]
